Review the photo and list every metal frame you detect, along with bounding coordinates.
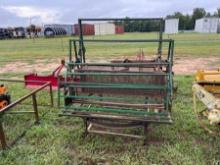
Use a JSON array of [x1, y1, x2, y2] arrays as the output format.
[[59, 18, 174, 140], [77, 18, 164, 63], [0, 79, 53, 150]]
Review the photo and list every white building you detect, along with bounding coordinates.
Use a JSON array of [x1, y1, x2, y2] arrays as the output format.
[[165, 19, 179, 34], [94, 23, 115, 35], [195, 17, 220, 33]]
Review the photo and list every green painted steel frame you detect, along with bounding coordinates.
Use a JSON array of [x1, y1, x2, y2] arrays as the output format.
[[58, 18, 174, 122], [77, 18, 164, 63]]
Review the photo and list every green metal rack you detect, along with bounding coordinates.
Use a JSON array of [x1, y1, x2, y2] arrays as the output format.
[[58, 18, 174, 140]]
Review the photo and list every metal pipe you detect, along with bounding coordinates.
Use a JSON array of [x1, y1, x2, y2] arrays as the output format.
[[73, 100, 164, 109], [69, 40, 72, 62], [49, 84, 54, 107], [5, 111, 35, 114], [32, 94, 39, 123], [79, 18, 163, 21], [67, 72, 168, 76], [0, 82, 50, 114], [73, 41, 78, 62], [60, 112, 173, 124], [67, 62, 169, 67], [0, 78, 50, 84], [70, 39, 173, 43], [158, 19, 164, 57], [0, 78, 54, 107]]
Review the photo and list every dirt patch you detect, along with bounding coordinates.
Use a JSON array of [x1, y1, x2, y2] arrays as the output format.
[[1, 56, 220, 75], [0, 59, 64, 75], [173, 56, 220, 75]]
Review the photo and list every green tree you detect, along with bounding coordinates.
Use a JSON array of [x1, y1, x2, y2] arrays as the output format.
[[213, 8, 220, 17], [191, 8, 206, 27]]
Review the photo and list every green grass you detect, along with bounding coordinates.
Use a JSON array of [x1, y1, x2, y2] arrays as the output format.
[[0, 76, 219, 165], [0, 33, 220, 63], [0, 33, 220, 164]]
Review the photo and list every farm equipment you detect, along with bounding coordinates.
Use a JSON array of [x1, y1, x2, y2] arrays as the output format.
[[58, 18, 174, 140], [193, 69, 220, 136], [0, 84, 10, 109], [24, 60, 66, 90]]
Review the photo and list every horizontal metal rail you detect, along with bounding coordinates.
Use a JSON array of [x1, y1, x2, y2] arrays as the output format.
[[0, 79, 53, 150], [63, 83, 166, 90], [0, 78, 53, 84], [67, 72, 168, 76], [79, 18, 164, 21], [72, 99, 164, 109], [0, 82, 51, 114], [0, 78, 54, 108], [68, 62, 170, 67], [63, 106, 168, 116], [70, 39, 173, 43], [61, 95, 165, 103], [60, 111, 172, 124]]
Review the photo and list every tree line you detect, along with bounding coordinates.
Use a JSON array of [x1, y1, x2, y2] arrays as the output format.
[[116, 8, 220, 32]]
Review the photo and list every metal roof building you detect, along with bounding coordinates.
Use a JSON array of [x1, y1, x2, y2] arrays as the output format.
[[195, 17, 220, 33], [165, 19, 179, 34]]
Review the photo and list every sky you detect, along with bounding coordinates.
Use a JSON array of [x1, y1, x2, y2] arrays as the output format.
[[0, 0, 220, 27]]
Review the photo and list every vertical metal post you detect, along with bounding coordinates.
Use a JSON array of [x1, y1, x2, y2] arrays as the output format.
[[69, 40, 72, 62], [167, 41, 171, 61], [158, 19, 164, 58], [57, 76, 61, 108], [171, 40, 174, 66], [32, 94, 39, 124], [49, 83, 54, 107], [73, 41, 78, 62], [78, 19, 85, 63], [0, 118, 7, 150]]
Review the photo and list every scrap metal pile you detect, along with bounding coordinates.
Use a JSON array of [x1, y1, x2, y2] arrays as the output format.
[[193, 69, 220, 136]]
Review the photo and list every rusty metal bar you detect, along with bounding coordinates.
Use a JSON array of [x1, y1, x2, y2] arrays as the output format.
[[5, 111, 35, 114], [87, 123, 144, 139], [60, 111, 172, 124], [0, 78, 50, 83], [32, 94, 39, 124], [0, 81, 51, 150], [0, 78, 25, 83], [73, 100, 164, 109], [49, 84, 54, 107], [0, 82, 51, 114]]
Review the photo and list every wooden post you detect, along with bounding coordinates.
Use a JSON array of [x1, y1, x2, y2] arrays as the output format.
[[32, 94, 39, 124]]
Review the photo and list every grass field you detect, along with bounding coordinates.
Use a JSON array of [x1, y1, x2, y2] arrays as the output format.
[[0, 33, 220, 63], [0, 33, 220, 165]]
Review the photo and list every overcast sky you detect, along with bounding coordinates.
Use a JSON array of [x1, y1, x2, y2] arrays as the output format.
[[0, 0, 220, 27]]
